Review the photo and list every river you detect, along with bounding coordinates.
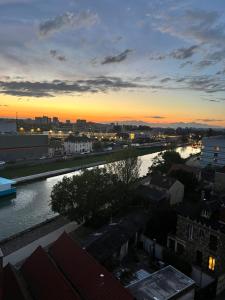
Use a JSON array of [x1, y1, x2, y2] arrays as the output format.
[[0, 146, 200, 240]]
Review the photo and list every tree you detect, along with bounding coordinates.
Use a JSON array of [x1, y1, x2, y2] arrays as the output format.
[[149, 150, 184, 174], [106, 148, 141, 187], [50, 168, 120, 226]]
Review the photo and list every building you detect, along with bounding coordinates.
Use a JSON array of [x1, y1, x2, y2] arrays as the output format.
[[127, 265, 195, 300], [82, 212, 149, 264], [167, 197, 225, 296], [140, 172, 184, 206], [0, 119, 17, 134], [0, 233, 134, 300], [35, 116, 51, 125], [64, 136, 92, 154], [48, 138, 64, 157], [200, 136, 225, 168], [0, 134, 48, 162]]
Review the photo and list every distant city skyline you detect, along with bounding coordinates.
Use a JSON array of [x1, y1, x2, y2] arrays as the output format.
[[0, 0, 225, 126]]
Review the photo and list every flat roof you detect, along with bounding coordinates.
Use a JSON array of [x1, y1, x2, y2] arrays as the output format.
[[0, 177, 15, 185], [127, 265, 195, 300]]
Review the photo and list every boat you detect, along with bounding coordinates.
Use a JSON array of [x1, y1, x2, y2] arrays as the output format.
[[0, 177, 16, 198]]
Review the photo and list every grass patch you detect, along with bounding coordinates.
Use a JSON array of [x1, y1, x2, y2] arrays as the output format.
[[0, 146, 166, 179]]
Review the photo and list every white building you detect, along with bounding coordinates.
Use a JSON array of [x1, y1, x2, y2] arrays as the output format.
[[64, 136, 92, 154], [200, 136, 225, 168]]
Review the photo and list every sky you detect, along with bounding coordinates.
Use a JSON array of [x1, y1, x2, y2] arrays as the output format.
[[0, 0, 225, 127]]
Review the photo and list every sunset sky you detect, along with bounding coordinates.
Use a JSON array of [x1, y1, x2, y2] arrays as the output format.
[[0, 0, 225, 127]]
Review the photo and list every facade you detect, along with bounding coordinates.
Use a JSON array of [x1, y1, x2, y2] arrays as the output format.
[[0, 134, 48, 162], [167, 199, 225, 296], [200, 136, 225, 168], [0, 119, 17, 134], [64, 136, 92, 154]]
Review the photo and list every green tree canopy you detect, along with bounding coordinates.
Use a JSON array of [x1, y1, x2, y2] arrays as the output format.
[[50, 168, 120, 226]]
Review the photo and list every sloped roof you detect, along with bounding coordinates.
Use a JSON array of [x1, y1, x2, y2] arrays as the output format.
[[2, 264, 26, 300], [21, 246, 80, 300], [84, 212, 149, 263], [150, 173, 177, 189], [49, 233, 134, 300]]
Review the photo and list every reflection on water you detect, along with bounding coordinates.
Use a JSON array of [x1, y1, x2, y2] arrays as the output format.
[[0, 146, 200, 240]]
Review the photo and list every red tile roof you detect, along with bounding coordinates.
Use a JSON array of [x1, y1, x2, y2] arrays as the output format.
[[21, 246, 80, 300], [3, 264, 26, 300], [50, 233, 134, 300]]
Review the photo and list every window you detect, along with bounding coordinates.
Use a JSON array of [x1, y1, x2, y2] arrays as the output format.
[[177, 243, 185, 255], [199, 229, 205, 239], [196, 250, 203, 266], [208, 256, 216, 271], [187, 224, 193, 240], [209, 235, 218, 251], [214, 153, 218, 157], [168, 238, 175, 251]]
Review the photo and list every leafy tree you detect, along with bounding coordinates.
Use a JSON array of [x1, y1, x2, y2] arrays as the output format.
[[149, 150, 184, 174], [50, 168, 120, 226], [106, 148, 141, 187]]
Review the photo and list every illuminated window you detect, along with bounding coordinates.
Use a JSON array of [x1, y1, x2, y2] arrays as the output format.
[[208, 256, 216, 271]]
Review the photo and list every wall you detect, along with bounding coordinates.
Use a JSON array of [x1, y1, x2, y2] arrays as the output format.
[[0, 135, 48, 162], [2, 221, 79, 267], [141, 235, 163, 260], [169, 181, 184, 205]]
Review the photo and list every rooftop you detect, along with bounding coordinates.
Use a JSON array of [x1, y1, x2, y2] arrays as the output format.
[[150, 173, 177, 190], [0, 177, 15, 185], [127, 265, 195, 300], [1, 232, 134, 300]]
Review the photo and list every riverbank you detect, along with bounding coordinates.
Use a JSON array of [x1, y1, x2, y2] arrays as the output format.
[[0, 146, 168, 180]]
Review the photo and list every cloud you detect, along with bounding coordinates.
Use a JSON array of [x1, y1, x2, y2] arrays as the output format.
[[196, 119, 224, 122], [160, 77, 171, 83], [0, 76, 145, 98], [0, 104, 8, 107], [196, 60, 214, 69], [50, 50, 66, 62], [155, 9, 225, 47], [39, 11, 99, 36], [101, 49, 132, 64], [170, 45, 199, 59], [145, 116, 166, 119], [180, 60, 193, 68]]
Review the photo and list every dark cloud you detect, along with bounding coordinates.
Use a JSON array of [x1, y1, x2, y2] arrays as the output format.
[[101, 49, 132, 64], [39, 11, 99, 36], [145, 116, 166, 119], [180, 60, 193, 68], [160, 77, 171, 83], [196, 60, 214, 69], [149, 53, 166, 60], [0, 76, 145, 98], [170, 45, 199, 59], [50, 50, 66, 62]]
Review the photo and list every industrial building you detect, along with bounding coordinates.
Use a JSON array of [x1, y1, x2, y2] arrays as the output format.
[[0, 134, 48, 162]]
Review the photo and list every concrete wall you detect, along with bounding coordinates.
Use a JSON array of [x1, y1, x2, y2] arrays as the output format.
[[3, 221, 79, 267], [141, 235, 163, 260], [0, 134, 48, 161]]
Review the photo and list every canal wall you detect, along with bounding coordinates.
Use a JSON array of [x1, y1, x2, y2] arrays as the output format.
[[14, 160, 106, 184]]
